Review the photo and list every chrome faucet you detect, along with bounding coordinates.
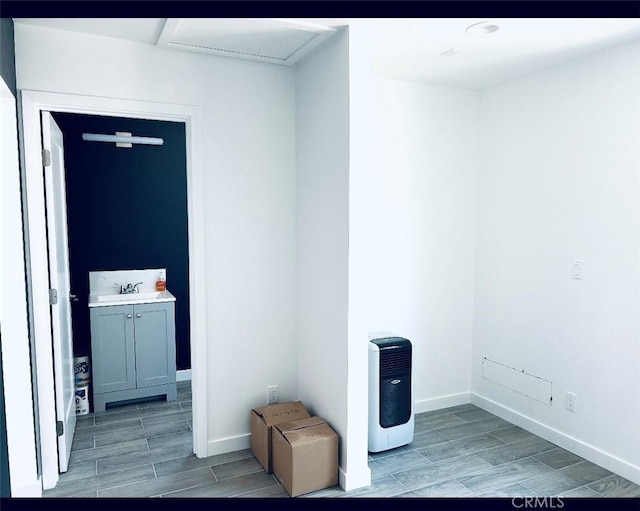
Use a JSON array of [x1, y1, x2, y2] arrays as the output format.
[[115, 282, 144, 294]]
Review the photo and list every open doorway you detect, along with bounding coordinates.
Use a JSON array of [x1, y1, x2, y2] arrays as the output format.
[[51, 112, 192, 385], [20, 91, 208, 491], [49, 111, 192, 472]]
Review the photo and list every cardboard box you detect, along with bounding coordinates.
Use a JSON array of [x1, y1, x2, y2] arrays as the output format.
[[250, 401, 310, 473], [272, 416, 339, 497]]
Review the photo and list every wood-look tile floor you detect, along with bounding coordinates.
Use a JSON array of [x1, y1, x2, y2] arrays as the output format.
[[43, 381, 639, 499]]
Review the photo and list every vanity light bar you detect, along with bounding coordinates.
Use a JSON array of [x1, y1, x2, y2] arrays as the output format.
[[82, 133, 164, 146]]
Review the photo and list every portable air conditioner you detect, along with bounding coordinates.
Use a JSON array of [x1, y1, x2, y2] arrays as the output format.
[[368, 336, 414, 453]]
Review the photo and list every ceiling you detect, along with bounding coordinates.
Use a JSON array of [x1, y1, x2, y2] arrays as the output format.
[[13, 17, 640, 90]]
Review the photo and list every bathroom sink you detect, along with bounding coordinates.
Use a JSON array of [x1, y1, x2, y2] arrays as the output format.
[[89, 290, 175, 307], [96, 292, 163, 302]]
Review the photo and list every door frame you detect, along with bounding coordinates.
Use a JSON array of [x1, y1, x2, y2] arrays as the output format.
[[19, 90, 208, 490], [1, 78, 41, 497]]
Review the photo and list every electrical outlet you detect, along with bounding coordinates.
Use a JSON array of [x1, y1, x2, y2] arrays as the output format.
[[267, 385, 279, 405], [566, 391, 576, 413]]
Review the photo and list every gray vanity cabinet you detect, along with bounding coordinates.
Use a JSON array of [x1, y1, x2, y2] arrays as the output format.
[[90, 301, 177, 412], [90, 304, 135, 395]]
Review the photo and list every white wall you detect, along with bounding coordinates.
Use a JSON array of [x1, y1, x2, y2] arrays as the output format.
[[1, 77, 41, 497], [369, 77, 480, 411], [295, 26, 350, 470], [473, 41, 640, 483], [15, 20, 640, 492], [14, 24, 298, 454], [345, 23, 374, 491]]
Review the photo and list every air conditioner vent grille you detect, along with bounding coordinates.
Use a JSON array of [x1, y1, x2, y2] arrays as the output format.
[[168, 41, 288, 62], [380, 350, 411, 376]]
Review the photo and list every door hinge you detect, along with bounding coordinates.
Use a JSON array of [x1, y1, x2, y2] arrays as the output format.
[[42, 148, 51, 167], [49, 288, 58, 305], [56, 420, 64, 436]]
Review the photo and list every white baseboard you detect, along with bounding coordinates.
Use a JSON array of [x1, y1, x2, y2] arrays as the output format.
[[471, 392, 640, 486], [339, 464, 371, 492], [207, 433, 250, 457], [176, 369, 191, 382], [414, 392, 471, 414]]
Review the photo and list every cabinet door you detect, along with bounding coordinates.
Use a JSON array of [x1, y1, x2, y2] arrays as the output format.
[[133, 302, 176, 388], [90, 305, 136, 394]]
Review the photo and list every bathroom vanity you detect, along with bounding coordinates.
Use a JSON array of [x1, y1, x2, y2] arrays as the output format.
[[88, 269, 177, 412]]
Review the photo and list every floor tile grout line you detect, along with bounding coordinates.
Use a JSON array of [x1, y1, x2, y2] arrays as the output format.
[[231, 480, 280, 498], [580, 475, 616, 498], [429, 415, 507, 431], [416, 439, 524, 465], [74, 421, 145, 441], [159, 482, 211, 499], [532, 455, 580, 472], [88, 464, 196, 496], [572, 484, 606, 497], [450, 454, 547, 496], [483, 432, 550, 448], [488, 424, 537, 439], [100, 466, 220, 498], [454, 477, 477, 495], [93, 446, 197, 478], [436, 429, 453, 441], [158, 472, 266, 499], [420, 419, 510, 439], [515, 456, 591, 496], [456, 469, 507, 495], [398, 451, 488, 475], [472, 480, 541, 498], [450, 414, 502, 425], [417, 430, 513, 450], [395, 468, 485, 496], [414, 403, 476, 418], [471, 445, 561, 469], [95, 407, 186, 427], [431, 428, 505, 444], [389, 472, 409, 493], [486, 432, 517, 445]]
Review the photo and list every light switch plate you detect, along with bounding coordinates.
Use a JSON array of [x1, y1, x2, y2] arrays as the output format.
[[571, 259, 584, 280]]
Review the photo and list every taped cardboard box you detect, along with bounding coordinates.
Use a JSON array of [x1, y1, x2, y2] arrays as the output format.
[[250, 401, 310, 473], [272, 416, 339, 497]]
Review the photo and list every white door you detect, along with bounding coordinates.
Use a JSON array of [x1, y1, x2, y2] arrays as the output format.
[[42, 111, 76, 472]]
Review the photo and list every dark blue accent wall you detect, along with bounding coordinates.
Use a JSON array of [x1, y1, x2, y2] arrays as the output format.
[[52, 113, 191, 371], [0, 18, 16, 96]]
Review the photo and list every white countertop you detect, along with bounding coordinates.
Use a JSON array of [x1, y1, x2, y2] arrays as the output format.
[[89, 289, 176, 308]]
